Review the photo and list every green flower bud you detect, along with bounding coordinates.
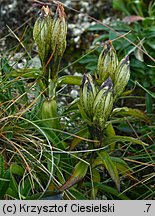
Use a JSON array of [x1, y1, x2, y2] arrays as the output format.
[[33, 6, 53, 69], [49, 4, 67, 80], [114, 56, 130, 98], [79, 74, 97, 124], [79, 75, 114, 131], [97, 41, 118, 82], [33, 4, 67, 88], [41, 98, 60, 129], [93, 78, 113, 131], [52, 4, 67, 57]]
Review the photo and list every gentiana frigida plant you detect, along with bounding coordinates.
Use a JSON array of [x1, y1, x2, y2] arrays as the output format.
[[0, 2, 152, 200], [75, 42, 144, 193], [60, 42, 149, 195], [32, 5, 147, 195], [79, 41, 130, 145]]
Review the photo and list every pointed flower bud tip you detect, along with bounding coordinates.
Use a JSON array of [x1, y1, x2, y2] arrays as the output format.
[[87, 80, 93, 92], [41, 5, 51, 17], [81, 74, 87, 89], [100, 77, 113, 91], [97, 41, 118, 82], [106, 42, 111, 51], [108, 40, 113, 46], [122, 55, 129, 64], [56, 3, 66, 19]]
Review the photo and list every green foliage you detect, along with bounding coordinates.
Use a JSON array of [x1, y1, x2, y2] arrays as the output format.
[[113, 0, 153, 17], [85, 1, 155, 90], [97, 151, 120, 191], [0, 1, 154, 200]]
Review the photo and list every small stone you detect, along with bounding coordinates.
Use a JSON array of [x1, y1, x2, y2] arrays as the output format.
[[70, 89, 79, 98]]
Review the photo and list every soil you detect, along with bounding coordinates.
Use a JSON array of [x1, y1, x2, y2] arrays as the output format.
[[0, 0, 113, 50]]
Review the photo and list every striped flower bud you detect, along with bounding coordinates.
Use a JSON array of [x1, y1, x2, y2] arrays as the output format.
[[33, 6, 53, 69], [50, 4, 67, 80], [97, 41, 118, 82], [114, 56, 130, 99], [33, 4, 67, 87], [93, 78, 113, 131], [52, 4, 67, 57], [79, 74, 97, 124]]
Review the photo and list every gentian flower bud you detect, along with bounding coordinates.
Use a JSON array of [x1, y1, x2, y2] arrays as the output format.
[[79, 74, 97, 124], [97, 41, 118, 82], [93, 78, 114, 131], [50, 4, 67, 80], [114, 56, 130, 98], [33, 6, 53, 70]]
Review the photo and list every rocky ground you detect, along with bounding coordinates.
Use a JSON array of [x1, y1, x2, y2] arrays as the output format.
[[0, 0, 113, 52]]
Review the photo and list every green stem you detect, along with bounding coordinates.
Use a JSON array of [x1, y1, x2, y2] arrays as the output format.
[[58, 75, 81, 86], [48, 78, 57, 99]]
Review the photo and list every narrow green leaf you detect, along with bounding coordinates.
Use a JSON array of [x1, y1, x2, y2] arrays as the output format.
[[41, 126, 66, 149], [121, 89, 135, 96], [7, 164, 26, 199], [70, 127, 88, 150], [59, 161, 89, 192], [88, 24, 108, 31], [8, 175, 19, 198], [112, 107, 150, 123], [58, 75, 81, 86], [69, 188, 87, 200], [0, 178, 10, 181], [7, 175, 19, 199], [9, 68, 41, 79], [0, 58, 12, 74], [110, 157, 131, 175], [105, 123, 116, 151], [112, 0, 130, 15], [20, 177, 31, 198], [104, 135, 148, 147], [0, 170, 10, 198], [67, 98, 79, 111], [91, 169, 101, 199], [135, 80, 155, 98], [92, 157, 131, 177], [84, 182, 129, 200], [0, 155, 4, 178], [98, 151, 120, 191], [145, 93, 153, 114], [10, 164, 24, 176], [92, 158, 104, 169]]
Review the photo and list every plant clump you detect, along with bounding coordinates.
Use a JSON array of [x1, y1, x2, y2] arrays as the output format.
[[79, 41, 130, 141]]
